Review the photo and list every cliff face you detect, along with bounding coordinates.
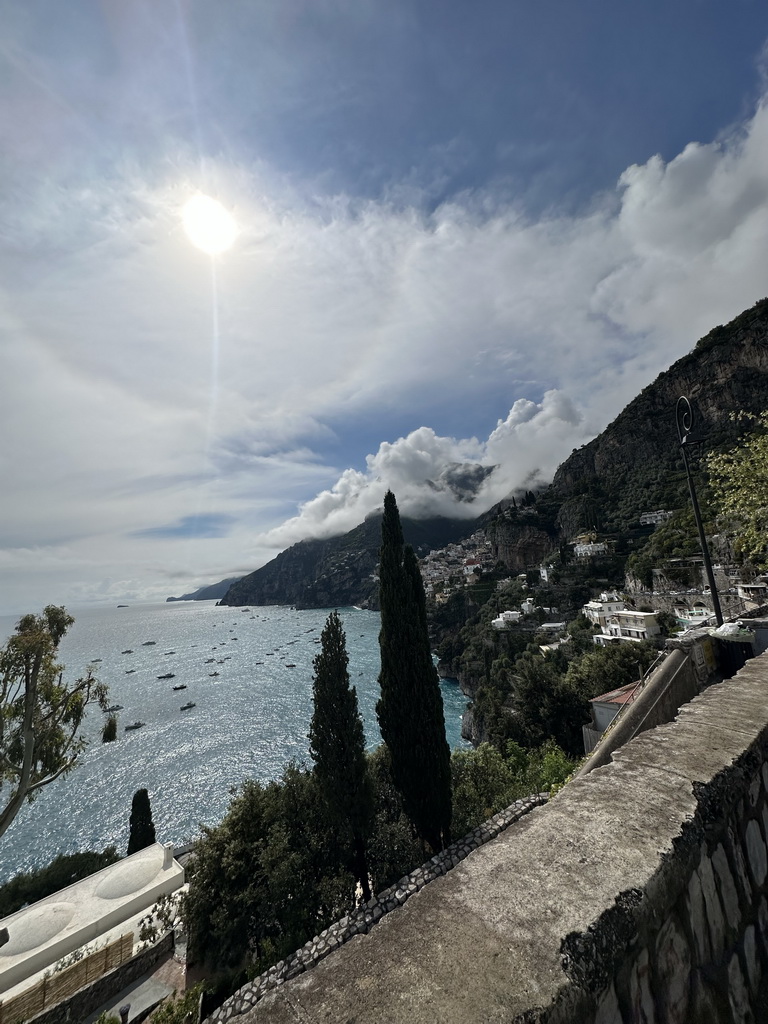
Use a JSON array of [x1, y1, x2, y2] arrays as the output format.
[[486, 519, 554, 573], [220, 515, 479, 609], [551, 298, 768, 526]]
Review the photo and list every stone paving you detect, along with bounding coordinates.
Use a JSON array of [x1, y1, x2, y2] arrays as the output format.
[[204, 794, 548, 1022]]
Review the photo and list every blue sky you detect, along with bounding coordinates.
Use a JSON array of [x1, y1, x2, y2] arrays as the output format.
[[2, 0, 768, 614]]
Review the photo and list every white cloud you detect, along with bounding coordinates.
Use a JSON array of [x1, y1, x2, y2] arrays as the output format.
[[4, 86, 768, 612], [261, 391, 590, 547]]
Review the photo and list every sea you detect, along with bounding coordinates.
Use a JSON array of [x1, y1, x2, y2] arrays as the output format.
[[0, 601, 469, 883]]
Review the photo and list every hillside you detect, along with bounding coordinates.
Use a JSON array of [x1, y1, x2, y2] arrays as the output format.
[[219, 514, 479, 609], [211, 298, 768, 610], [166, 577, 243, 602], [549, 297, 768, 533]]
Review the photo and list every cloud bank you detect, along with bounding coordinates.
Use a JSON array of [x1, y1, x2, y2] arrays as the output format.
[[3, 74, 768, 610], [263, 391, 585, 546]]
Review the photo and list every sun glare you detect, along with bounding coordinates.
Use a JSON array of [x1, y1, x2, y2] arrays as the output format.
[[182, 194, 237, 255]]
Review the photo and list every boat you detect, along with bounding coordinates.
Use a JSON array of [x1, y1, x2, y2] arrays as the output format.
[[121, 649, 133, 654], [105, 704, 123, 713], [117, 604, 128, 608], [285, 663, 296, 668], [180, 702, 196, 711], [157, 673, 175, 680], [125, 669, 136, 674], [142, 641, 157, 646], [172, 684, 187, 691], [124, 721, 145, 731], [209, 671, 219, 677]]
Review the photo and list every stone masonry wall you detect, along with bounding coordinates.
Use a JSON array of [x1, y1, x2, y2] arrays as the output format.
[[227, 651, 768, 1024]]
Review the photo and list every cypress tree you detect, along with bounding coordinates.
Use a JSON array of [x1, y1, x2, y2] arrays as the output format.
[[309, 611, 373, 901], [376, 491, 452, 852], [127, 788, 156, 855], [101, 715, 117, 743]]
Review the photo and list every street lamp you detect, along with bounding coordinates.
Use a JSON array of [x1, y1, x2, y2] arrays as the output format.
[[675, 396, 723, 626]]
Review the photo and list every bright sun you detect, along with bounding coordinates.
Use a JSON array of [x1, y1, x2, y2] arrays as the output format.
[[182, 194, 238, 255]]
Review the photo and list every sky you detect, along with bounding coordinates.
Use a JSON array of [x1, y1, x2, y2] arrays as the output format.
[[2, 0, 768, 616]]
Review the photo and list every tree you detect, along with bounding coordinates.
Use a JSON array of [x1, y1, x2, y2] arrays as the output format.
[[707, 411, 768, 567], [564, 641, 657, 701], [127, 788, 156, 854], [0, 606, 107, 840], [507, 656, 590, 756], [376, 491, 452, 852], [309, 611, 374, 900], [184, 767, 355, 976]]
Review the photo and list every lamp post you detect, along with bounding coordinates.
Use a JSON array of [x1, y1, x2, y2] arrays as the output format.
[[675, 396, 723, 626]]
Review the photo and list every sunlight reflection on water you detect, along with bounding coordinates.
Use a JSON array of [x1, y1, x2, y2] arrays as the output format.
[[0, 601, 469, 880]]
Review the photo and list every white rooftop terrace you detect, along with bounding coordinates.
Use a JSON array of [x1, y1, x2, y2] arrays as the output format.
[[0, 842, 184, 996]]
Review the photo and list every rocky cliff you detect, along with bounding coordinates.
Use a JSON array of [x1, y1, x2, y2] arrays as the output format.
[[550, 297, 768, 530]]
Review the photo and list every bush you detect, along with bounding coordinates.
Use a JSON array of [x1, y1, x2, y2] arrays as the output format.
[[149, 984, 204, 1023]]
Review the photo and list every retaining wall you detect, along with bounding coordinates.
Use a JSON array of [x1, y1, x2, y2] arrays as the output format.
[[27, 932, 173, 1024]]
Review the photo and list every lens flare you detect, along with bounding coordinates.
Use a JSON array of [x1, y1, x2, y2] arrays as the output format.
[[182, 195, 237, 255]]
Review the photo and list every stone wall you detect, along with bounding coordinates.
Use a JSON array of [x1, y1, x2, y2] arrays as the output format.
[[224, 651, 768, 1023]]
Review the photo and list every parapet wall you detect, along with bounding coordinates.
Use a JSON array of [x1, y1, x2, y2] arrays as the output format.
[[231, 651, 768, 1023]]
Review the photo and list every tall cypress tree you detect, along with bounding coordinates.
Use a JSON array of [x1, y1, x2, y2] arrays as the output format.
[[127, 788, 156, 855], [309, 611, 374, 901], [376, 491, 452, 852]]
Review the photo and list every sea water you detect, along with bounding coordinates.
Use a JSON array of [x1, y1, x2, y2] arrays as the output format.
[[0, 601, 469, 881]]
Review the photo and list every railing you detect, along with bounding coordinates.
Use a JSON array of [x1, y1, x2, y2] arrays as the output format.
[[0, 932, 133, 1024]]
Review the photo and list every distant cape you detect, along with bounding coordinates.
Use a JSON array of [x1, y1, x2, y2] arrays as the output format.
[[166, 577, 243, 602]]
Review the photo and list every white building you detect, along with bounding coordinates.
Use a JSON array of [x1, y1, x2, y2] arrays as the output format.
[[593, 610, 661, 646], [582, 592, 626, 629], [674, 604, 716, 629], [574, 541, 609, 558], [737, 582, 768, 609], [491, 610, 522, 629], [0, 844, 184, 1004], [583, 681, 641, 752], [639, 510, 674, 526]]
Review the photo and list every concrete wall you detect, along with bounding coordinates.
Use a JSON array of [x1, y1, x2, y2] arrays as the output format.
[[220, 651, 768, 1024], [26, 932, 173, 1024], [576, 630, 750, 779]]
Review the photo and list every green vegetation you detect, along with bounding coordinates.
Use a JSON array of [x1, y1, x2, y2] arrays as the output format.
[[183, 765, 360, 976], [182, 734, 573, 989], [376, 491, 452, 853], [0, 847, 120, 916], [436, 566, 660, 758], [127, 788, 156, 855], [707, 411, 768, 569], [309, 611, 374, 901], [149, 983, 205, 1023], [450, 741, 575, 837], [0, 606, 108, 840], [101, 714, 117, 743]]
